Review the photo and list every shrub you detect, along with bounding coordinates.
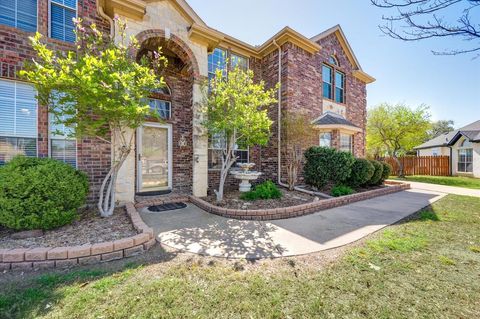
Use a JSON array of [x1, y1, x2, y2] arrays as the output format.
[[0, 156, 89, 230], [331, 185, 354, 197], [240, 180, 282, 201], [348, 158, 375, 188], [304, 147, 355, 188], [380, 162, 392, 183], [369, 160, 384, 185]]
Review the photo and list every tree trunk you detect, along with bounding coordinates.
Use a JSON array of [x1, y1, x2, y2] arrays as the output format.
[[393, 155, 404, 177], [97, 128, 133, 217]]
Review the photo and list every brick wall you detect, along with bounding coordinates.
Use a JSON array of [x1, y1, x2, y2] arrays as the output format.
[[0, 0, 111, 203]]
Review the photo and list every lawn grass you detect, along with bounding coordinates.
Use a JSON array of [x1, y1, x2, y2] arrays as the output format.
[[391, 175, 480, 189], [1, 195, 479, 318]]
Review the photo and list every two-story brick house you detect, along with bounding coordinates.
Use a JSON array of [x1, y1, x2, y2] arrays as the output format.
[[0, 0, 374, 204]]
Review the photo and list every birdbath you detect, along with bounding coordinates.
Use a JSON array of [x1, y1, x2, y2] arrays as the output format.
[[230, 163, 262, 192]]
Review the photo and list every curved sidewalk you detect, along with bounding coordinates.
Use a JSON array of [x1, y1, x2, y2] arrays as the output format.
[[388, 180, 480, 197], [140, 189, 445, 259]]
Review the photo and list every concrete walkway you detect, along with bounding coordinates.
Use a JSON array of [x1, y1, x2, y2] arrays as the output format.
[[140, 189, 445, 259], [389, 180, 480, 197]]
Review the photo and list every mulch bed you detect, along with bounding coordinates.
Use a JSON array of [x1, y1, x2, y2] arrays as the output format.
[[0, 207, 137, 249], [204, 189, 318, 210]]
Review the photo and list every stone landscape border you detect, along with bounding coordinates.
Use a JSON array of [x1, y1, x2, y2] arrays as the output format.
[[189, 182, 411, 220], [0, 203, 156, 271]]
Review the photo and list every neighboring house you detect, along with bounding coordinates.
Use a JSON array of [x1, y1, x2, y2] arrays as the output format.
[[0, 0, 375, 203], [414, 120, 480, 178]]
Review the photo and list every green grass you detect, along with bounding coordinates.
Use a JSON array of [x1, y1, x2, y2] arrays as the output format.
[[1, 195, 480, 318], [391, 175, 480, 189]]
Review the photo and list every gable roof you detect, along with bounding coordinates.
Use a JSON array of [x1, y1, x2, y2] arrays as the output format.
[[310, 25, 375, 83], [414, 119, 480, 149]]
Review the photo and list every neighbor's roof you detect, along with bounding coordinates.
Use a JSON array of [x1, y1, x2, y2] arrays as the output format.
[[414, 119, 480, 149]]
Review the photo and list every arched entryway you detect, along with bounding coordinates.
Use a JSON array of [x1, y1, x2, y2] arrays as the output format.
[[134, 31, 200, 195]]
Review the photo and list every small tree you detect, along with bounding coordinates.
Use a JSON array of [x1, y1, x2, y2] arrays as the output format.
[[203, 67, 277, 202], [281, 112, 315, 190], [20, 19, 166, 217], [367, 103, 431, 177]]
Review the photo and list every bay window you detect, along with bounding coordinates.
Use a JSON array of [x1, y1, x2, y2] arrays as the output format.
[[0, 0, 37, 32], [340, 133, 352, 153], [0, 79, 37, 165], [50, 0, 77, 43], [319, 132, 332, 148]]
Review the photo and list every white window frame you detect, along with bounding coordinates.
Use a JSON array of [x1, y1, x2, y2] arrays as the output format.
[[340, 133, 353, 153], [208, 133, 249, 171], [48, 112, 77, 168], [319, 131, 332, 148], [457, 139, 473, 173], [48, 0, 78, 42], [0, 79, 38, 163]]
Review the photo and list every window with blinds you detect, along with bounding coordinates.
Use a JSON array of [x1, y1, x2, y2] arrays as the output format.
[[0, 79, 38, 165], [49, 93, 77, 167], [0, 0, 37, 32], [50, 0, 76, 43]]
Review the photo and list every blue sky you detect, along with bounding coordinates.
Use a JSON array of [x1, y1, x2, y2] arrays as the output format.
[[187, 0, 480, 128]]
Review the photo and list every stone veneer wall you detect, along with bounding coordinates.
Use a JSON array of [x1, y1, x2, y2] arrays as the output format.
[[0, 0, 112, 203], [0, 204, 156, 271]]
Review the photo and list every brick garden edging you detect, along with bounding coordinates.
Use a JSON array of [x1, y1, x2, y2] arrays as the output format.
[[189, 183, 411, 220], [0, 203, 156, 271]]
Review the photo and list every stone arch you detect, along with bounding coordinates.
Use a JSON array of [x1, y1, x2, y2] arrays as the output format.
[[134, 29, 201, 80]]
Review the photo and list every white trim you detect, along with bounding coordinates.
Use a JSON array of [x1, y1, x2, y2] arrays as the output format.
[[136, 122, 173, 192]]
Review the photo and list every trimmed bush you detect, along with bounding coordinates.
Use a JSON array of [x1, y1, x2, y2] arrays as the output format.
[[380, 161, 392, 183], [304, 147, 355, 188], [348, 158, 375, 188], [0, 156, 89, 230], [369, 160, 384, 185], [331, 185, 354, 197], [240, 180, 282, 201]]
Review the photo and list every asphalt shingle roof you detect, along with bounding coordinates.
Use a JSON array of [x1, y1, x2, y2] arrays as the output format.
[[313, 112, 359, 128], [414, 119, 480, 149]]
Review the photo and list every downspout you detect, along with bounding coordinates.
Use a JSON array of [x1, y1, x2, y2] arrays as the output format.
[[272, 40, 282, 186], [271, 42, 330, 198], [97, 2, 115, 39]]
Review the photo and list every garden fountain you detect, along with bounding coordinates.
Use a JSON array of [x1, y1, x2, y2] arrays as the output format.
[[230, 163, 262, 192]]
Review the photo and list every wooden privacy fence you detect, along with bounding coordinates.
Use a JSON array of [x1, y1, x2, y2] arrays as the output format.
[[379, 156, 451, 176]]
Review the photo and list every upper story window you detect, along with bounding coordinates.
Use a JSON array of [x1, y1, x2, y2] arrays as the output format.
[[0, 79, 38, 165], [328, 55, 339, 66], [335, 71, 345, 103], [231, 53, 248, 71], [323, 55, 346, 103], [0, 0, 37, 32], [50, 0, 77, 43], [148, 85, 171, 119], [322, 65, 333, 100], [208, 48, 227, 82]]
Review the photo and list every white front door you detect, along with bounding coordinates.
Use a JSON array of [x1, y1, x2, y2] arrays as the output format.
[[137, 123, 172, 192]]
